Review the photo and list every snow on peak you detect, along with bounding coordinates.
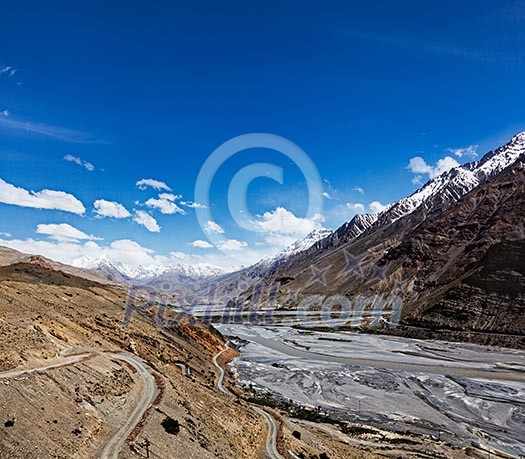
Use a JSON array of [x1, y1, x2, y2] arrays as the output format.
[[161, 263, 227, 279], [511, 131, 525, 143], [252, 228, 333, 270], [475, 131, 525, 179], [380, 132, 525, 223], [276, 228, 333, 259], [74, 255, 169, 279], [73, 255, 225, 280], [352, 213, 380, 228]]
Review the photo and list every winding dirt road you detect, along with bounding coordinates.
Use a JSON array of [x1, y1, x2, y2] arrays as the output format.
[[0, 353, 92, 379], [213, 345, 284, 459], [0, 351, 159, 459], [213, 347, 230, 394], [251, 405, 283, 459], [100, 353, 159, 459]]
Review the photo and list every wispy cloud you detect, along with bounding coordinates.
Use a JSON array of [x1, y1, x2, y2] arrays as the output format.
[[369, 201, 389, 213], [346, 202, 365, 212], [331, 28, 516, 66], [217, 239, 248, 251], [252, 207, 324, 235], [446, 145, 478, 159], [36, 223, 102, 242], [345, 200, 388, 214], [181, 200, 208, 209], [93, 199, 131, 219], [204, 220, 225, 234], [64, 154, 95, 171], [0, 178, 85, 214], [189, 239, 213, 249], [0, 66, 17, 77], [0, 112, 105, 144], [136, 178, 172, 191], [145, 198, 185, 215], [0, 236, 172, 271], [133, 210, 161, 232], [407, 155, 460, 183]]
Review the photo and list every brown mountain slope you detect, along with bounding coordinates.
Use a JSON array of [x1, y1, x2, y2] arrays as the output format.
[[385, 160, 525, 346], [242, 156, 524, 347], [0, 261, 387, 458], [0, 261, 266, 458], [0, 245, 117, 284], [0, 246, 27, 267]]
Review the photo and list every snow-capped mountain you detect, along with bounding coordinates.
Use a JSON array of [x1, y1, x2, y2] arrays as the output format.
[[173, 228, 336, 302], [271, 228, 333, 263], [232, 131, 525, 335], [74, 132, 525, 293], [230, 131, 525, 305], [226, 228, 334, 277], [74, 229, 332, 285], [74, 254, 226, 281], [300, 132, 525, 259], [316, 212, 379, 252], [74, 255, 168, 279], [374, 131, 525, 227]]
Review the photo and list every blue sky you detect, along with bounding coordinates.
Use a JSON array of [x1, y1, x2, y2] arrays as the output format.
[[1, 0, 524, 269]]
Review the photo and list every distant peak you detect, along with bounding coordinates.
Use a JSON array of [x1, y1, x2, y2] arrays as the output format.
[[306, 228, 332, 238]]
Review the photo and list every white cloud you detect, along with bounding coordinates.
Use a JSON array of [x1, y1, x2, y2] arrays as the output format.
[[0, 231, 11, 237], [104, 239, 162, 266], [159, 193, 181, 201], [0, 178, 85, 214], [0, 236, 171, 269], [353, 186, 365, 194], [169, 251, 187, 260], [190, 240, 214, 249], [326, 200, 388, 228], [0, 238, 97, 266], [252, 207, 324, 235], [322, 191, 333, 200], [407, 155, 460, 180], [217, 239, 248, 251], [263, 232, 299, 248], [0, 233, 270, 272], [446, 145, 478, 159], [369, 201, 389, 213], [1, 110, 9, 118], [145, 197, 186, 215], [133, 210, 161, 232], [250, 207, 326, 252], [93, 199, 131, 219], [0, 66, 17, 77], [346, 202, 365, 212], [204, 220, 225, 234], [63, 154, 95, 171], [181, 201, 208, 209], [36, 223, 101, 242], [0, 114, 101, 143], [136, 178, 172, 191], [411, 175, 423, 185]]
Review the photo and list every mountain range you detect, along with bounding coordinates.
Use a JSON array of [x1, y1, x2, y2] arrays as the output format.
[[2, 132, 523, 346], [231, 132, 525, 346]]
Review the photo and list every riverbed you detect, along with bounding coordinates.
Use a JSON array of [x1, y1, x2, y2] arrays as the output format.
[[216, 324, 525, 458]]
